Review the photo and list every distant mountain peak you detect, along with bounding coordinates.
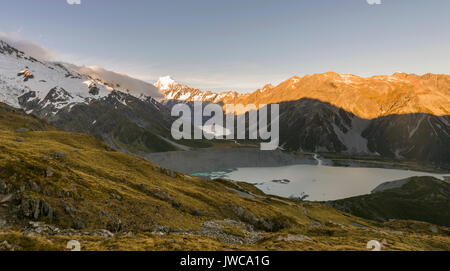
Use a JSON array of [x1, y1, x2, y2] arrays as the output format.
[[155, 76, 178, 90]]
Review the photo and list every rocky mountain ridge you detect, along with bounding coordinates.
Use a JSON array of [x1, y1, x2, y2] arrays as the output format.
[[158, 72, 450, 118], [157, 74, 450, 164]]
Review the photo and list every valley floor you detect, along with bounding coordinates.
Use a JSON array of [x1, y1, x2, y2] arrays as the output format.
[[145, 147, 449, 175]]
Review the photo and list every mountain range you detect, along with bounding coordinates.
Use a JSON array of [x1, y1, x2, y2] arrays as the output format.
[[1, 39, 449, 166], [1, 39, 450, 251], [158, 74, 450, 165], [161, 72, 449, 118]]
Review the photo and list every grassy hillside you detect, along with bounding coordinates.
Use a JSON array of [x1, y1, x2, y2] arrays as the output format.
[[329, 177, 450, 227], [0, 103, 449, 251]]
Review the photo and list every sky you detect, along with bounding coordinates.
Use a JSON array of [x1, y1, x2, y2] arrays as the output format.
[[0, 0, 449, 92]]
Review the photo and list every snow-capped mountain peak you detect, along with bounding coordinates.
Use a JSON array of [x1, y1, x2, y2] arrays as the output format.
[[155, 76, 177, 90], [0, 39, 165, 114], [0, 39, 115, 110]]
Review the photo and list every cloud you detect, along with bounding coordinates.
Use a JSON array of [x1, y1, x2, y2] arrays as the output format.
[[67, 0, 81, 5], [367, 0, 382, 5], [66, 64, 163, 98], [0, 32, 56, 60]]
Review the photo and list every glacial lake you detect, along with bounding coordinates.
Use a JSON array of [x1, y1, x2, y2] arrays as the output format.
[[193, 164, 448, 201]]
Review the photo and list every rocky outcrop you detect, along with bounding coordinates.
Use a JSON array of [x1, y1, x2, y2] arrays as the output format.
[[200, 219, 262, 245], [371, 178, 412, 193], [20, 197, 54, 221], [17, 70, 34, 82], [88, 82, 100, 96]]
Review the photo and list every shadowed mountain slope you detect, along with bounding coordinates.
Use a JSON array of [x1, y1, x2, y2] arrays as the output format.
[[329, 176, 450, 227], [276, 98, 450, 166]]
